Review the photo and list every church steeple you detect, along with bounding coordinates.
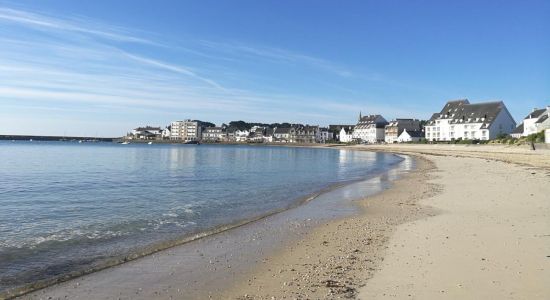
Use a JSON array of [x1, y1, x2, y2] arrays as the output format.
[[358, 111, 362, 121]]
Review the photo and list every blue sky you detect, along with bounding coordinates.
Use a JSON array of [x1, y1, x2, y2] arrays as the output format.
[[0, 0, 549, 136]]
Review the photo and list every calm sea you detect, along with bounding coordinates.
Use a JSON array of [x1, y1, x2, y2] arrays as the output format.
[[0, 141, 403, 295]]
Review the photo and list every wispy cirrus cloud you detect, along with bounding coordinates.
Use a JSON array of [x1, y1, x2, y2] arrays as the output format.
[[197, 40, 353, 77], [0, 7, 157, 45], [0, 5, 413, 136]]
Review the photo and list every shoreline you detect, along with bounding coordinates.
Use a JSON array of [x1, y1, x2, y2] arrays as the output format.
[[222, 153, 438, 299], [14, 150, 411, 300], [16, 144, 549, 299], [222, 144, 550, 299]]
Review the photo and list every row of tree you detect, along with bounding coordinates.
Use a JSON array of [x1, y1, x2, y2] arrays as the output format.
[[194, 120, 295, 131]]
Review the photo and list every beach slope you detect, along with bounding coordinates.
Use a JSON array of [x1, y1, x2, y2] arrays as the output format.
[[359, 145, 550, 299]]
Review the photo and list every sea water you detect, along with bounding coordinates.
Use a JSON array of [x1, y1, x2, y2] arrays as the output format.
[[0, 141, 403, 294]]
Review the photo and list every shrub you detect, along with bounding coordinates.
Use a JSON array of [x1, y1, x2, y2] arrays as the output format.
[[496, 133, 510, 140]]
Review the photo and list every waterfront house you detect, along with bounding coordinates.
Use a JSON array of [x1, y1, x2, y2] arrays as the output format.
[[295, 125, 320, 143], [225, 127, 237, 141], [397, 129, 424, 143], [352, 113, 388, 143], [249, 126, 267, 143], [319, 127, 332, 143], [513, 106, 550, 137], [424, 99, 516, 141], [385, 119, 421, 143], [202, 127, 226, 142], [170, 120, 202, 142], [162, 126, 171, 140], [264, 128, 274, 143], [339, 126, 354, 143], [129, 126, 162, 140], [273, 127, 295, 143], [234, 129, 250, 142], [328, 125, 354, 141]]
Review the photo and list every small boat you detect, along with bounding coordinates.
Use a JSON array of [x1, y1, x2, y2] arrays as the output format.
[[121, 141, 130, 145], [148, 142, 153, 145]]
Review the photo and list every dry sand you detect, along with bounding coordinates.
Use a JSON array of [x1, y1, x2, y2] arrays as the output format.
[[357, 144, 550, 299]]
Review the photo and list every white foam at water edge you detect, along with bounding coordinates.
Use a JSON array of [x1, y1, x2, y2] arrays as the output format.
[[1, 229, 131, 249]]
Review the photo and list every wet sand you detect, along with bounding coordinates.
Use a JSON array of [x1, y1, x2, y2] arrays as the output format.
[[224, 155, 438, 299]]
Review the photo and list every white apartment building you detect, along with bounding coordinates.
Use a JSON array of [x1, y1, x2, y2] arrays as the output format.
[[424, 99, 516, 141], [352, 113, 388, 143], [170, 120, 201, 142], [202, 127, 225, 142]]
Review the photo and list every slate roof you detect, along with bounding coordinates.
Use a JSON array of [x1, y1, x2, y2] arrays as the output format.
[[339, 125, 354, 133], [387, 119, 419, 127], [405, 130, 424, 138], [356, 115, 388, 129], [134, 126, 161, 131], [524, 108, 546, 120], [428, 113, 439, 122], [359, 115, 382, 122], [536, 114, 548, 124], [204, 127, 223, 132], [274, 127, 291, 134], [427, 100, 509, 129], [512, 123, 524, 134], [329, 125, 354, 132]]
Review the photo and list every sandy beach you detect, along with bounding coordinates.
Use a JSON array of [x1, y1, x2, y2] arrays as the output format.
[[17, 144, 550, 299], [358, 145, 550, 299]]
